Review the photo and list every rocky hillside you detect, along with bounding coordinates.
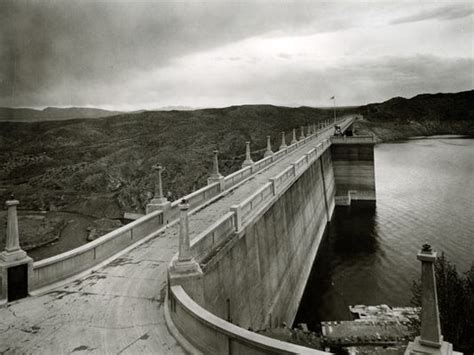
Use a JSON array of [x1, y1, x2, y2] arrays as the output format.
[[1, 90, 472, 218], [0, 105, 342, 217]]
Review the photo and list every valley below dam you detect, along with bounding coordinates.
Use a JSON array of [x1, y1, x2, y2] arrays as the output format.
[[295, 136, 474, 329]]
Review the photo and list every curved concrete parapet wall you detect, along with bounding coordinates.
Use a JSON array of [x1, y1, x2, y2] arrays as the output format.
[[31, 209, 164, 291], [169, 285, 331, 355], [168, 142, 340, 354]]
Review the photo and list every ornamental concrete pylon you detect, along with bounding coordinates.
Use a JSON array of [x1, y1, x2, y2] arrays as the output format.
[[178, 200, 192, 262], [404, 243, 455, 355], [279, 132, 287, 150], [207, 150, 225, 190], [170, 199, 201, 275], [291, 129, 297, 145], [1, 198, 33, 305], [242, 141, 254, 168], [299, 126, 305, 140], [264, 136, 274, 158], [146, 164, 171, 215]]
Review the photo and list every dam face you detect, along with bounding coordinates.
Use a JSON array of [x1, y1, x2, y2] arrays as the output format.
[[168, 132, 376, 353], [200, 148, 335, 330]]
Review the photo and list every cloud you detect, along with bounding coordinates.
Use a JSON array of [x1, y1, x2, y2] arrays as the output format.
[[391, 3, 474, 25], [0, 1, 472, 109]]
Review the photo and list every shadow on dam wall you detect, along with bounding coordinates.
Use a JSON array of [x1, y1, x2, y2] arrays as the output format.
[[294, 203, 378, 330]]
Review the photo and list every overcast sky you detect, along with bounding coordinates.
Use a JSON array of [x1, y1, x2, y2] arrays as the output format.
[[1, 1, 473, 110]]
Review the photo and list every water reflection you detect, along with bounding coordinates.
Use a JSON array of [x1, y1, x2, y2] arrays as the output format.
[[294, 205, 379, 329]]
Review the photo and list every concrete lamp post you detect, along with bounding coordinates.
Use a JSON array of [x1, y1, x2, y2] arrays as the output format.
[[1, 198, 33, 305], [264, 136, 274, 158], [299, 126, 305, 140], [279, 132, 287, 150], [242, 141, 254, 168], [207, 150, 225, 191], [146, 164, 171, 216], [405, 243, 455, 355], [291, 129, 298, 145]]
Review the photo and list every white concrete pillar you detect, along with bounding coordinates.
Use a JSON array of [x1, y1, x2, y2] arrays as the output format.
[[212, 150, 220, 177], [418, 244, 442, 347], [307, 125, 311, 136], [291, 129, 297, 145], [1, 198, 33, 306], [264, 136, 273, 158], [299, 126, 305, 140], [279, 132, 287, 150], [152, 164, 167, 202], [404, 244, 454, 355], [5, 199, 20, 253], [242, 141, 254, 168], [146, 164, 171, 215], [178, 200, 192, 262], [207, 150, 225, 189]]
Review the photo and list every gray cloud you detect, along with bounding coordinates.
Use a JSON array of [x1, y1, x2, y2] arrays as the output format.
[[391, 3, 474, 25], [0, 1, 347, 107], [0, 1, 472, 108]]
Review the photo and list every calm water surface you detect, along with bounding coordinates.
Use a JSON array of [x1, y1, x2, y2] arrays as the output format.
[[295, 137, 474, 329]]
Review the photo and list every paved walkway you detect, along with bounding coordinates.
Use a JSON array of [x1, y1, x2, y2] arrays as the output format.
[[0, 122, 343, 354]]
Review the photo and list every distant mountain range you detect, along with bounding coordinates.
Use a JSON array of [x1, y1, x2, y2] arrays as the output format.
[[1, 90, 472, 123], [0, 107, 122, 122]]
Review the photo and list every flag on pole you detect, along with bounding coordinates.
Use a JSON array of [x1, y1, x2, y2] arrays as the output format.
[[330, 96, 335, 100]]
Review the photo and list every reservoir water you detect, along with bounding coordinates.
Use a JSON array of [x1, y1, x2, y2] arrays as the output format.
[[295, 137, 474, 329]]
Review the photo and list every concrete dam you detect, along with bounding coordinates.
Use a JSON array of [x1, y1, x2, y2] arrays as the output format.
[[0, 116, 380, 354]]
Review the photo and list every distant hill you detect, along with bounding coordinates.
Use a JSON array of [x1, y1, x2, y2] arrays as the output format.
[[0, 107, 122, 122], [0, 91, 472, 218], [362, 90, 474, 123], [354, 90, 474, 140], [0, 104, 344, 216]]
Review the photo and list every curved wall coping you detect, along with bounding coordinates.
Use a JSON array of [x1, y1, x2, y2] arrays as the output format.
[[170, 285, 331, 355], [33, 209, 163, 268]]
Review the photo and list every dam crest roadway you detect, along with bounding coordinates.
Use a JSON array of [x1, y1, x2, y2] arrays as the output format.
[[1, 116, 380, 354]]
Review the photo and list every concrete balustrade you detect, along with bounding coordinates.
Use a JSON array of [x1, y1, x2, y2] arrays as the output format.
[[31, 209, 164, 291], [26, 115, 353, 297], [167, 141, 340, 354]]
